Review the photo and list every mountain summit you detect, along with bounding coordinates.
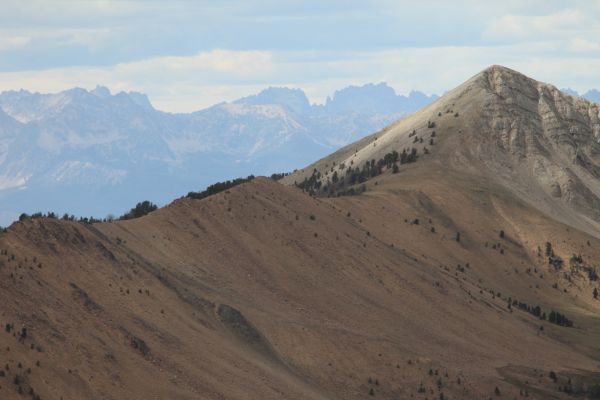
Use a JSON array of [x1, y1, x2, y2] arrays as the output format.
[[285, 65, 600, 234]]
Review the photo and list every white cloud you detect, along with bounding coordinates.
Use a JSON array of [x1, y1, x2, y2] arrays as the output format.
[[1, 44, 600, 112], [568, 37, 600, 52], [482, 8, 600, 47], [0, 49, 276, 112], [0, 0, 139, 24], [116, 49, 274, 79], [0, 36, 30, 51], [0, 19, 598, 113]]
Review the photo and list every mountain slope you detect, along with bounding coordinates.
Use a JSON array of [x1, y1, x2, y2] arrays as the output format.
[[1, 66, 600, 399], [284, 65, 600, 235]]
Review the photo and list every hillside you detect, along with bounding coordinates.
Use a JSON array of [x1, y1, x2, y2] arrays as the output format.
[[1, 66, 600, 399]]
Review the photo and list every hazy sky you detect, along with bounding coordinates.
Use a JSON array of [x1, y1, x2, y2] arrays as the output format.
[[1, 0, 599, 111]]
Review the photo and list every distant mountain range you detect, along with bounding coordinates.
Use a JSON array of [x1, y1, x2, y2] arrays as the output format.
[[0, 83, 438, 225], [561, 88, 600, 103]]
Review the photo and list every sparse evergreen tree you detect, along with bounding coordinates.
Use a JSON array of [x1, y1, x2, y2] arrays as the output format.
[[545, 242, 553, 257]]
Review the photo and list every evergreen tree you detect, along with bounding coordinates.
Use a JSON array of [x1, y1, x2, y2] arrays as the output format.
[[545, 242, 553, 257]]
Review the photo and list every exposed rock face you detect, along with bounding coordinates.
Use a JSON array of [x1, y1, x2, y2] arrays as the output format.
[[464, 66, 600, 227]]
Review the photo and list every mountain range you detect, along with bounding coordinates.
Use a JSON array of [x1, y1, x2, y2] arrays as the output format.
[[0, 83, 437, 226], [562, 88, 600, 104], [2, 65, 600, 399]]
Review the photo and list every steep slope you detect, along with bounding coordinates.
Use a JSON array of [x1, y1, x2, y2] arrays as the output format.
[[1, 67, 600, 400]]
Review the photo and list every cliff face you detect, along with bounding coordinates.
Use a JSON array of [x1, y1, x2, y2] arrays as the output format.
[[462, 67, 600, 230]]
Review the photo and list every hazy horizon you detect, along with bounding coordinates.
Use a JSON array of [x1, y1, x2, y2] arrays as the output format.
[[0, 81, 441, 114], [1, 1, 599, 111]]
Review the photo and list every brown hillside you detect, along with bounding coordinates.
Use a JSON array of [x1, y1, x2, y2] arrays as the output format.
[[1, 66, 600, 399]]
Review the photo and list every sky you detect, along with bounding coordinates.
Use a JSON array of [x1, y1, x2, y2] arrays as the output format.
[[1, 0, 599, 112]]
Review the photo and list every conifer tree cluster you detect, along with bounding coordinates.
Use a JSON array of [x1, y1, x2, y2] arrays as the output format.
[[296, 148, 419, 196]]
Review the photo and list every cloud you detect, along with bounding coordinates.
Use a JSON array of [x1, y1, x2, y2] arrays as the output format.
[[0, 49, 276, 111], [0, 0, 139, 25], [568, 37, 600, 52], [117, 49, 274, 80], [0, 2, 599, 111], [2, 43, 600, 112], [482, 8, 600, 45], [0, 36, 30, 51]]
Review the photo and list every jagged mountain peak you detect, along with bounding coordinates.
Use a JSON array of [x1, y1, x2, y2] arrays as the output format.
[[0, 86, 155, 123], [0, 81, 439, 225], [323, 82, 437, 115], [91, 85, 111, 98], [584, 89, 600, 104], [235, 86, 311, 114]]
